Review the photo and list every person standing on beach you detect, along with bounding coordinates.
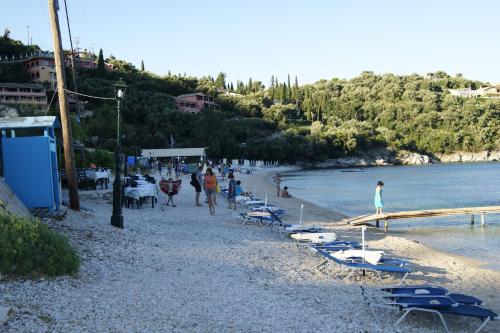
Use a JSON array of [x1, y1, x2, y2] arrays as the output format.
[[204, 168, 217, 215], [273, 172, 281, 197], [374, 181, 384, 215], [227, 173, 236, 209], [190, 172, 202, 206]]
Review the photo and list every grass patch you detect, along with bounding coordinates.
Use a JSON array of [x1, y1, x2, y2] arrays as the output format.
[[0, 213, 79, 278]]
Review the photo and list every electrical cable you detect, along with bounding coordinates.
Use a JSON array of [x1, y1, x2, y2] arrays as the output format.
[[62, 0, 81, 120], [63, 88, 116, 100]]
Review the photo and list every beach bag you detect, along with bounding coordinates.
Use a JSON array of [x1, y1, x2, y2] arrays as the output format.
[[216, 183, 221, 193]]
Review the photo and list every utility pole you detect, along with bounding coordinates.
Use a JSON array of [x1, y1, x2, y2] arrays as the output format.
[[48, 0, 80, 210]]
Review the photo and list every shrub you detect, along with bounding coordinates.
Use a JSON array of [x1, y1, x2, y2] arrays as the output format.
[[0, 213, 79, 278]]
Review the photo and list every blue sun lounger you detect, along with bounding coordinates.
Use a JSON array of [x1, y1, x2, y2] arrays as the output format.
[[315, 249, 410, 284], [240, 207, 284, 227], [380, 285, 483, 306], [361, 286, 498, 333]]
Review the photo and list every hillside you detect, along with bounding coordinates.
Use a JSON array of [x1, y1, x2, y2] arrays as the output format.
[[1, 34, 500, 163]]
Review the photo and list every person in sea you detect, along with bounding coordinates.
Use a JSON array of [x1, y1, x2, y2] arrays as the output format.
[[165, 177, 176, 207], [281, 186, 291, 198], [190, 172, 202, 206], [374, 181, 384, 214], [204, 167, 217, 215], [273, 172, 281, 197], [227, 172, 236, 209]]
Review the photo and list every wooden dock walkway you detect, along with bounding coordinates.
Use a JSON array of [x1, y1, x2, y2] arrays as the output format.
[[343, 205, 500, 228]]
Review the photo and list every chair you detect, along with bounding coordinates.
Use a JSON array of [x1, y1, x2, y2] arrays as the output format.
[[77, 169, 95, 190], [379, 285, 483, 306], [314, 249, 410, 284], [361, 286, 498, 333]]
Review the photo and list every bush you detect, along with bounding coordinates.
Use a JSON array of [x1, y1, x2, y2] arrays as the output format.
[[0, 213, 79, 278]]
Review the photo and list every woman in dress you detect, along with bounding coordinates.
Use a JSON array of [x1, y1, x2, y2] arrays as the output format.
[[204, 168, 217, 215], [190, 172, 202, 206], [374, 181, 384, 215]]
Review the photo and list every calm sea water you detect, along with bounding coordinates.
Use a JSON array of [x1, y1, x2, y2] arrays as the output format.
[[282, 163, 500, 270]]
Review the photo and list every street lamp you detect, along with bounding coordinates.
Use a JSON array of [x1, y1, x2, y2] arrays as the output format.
[[111, 78, 127, 228]]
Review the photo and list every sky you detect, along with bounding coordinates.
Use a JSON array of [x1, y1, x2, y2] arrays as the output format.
[[2, 0, 500, 85]]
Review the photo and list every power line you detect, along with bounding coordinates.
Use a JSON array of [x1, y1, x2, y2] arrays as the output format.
[[63, 0, 81, 120], [63, 88, 116, 100]]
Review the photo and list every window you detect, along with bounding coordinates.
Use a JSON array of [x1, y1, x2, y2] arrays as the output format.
[[197, 95, 202, 101], [190, 103, 195, 108], [36, 72, 40, 78]]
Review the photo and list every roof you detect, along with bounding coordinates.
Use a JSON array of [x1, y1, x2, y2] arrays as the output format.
[[174, 93, 210, 99], [0, 83, 45, 89], [141, 148, 207, 158], [0, 116, 60, 129]]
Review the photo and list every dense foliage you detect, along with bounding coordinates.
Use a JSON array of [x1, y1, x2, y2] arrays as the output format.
[[0, 212, 79, 277], [2, 34, 500, 163]]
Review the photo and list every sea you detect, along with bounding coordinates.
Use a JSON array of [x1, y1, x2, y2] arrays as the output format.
[[281, 162, 500, 270]]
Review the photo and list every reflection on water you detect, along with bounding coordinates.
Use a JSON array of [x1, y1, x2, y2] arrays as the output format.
[[283, 163, 500, 270]]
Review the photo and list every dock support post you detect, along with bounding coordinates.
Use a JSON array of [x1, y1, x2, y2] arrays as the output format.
[[481, 213, 485, 227], [470, 214, 475, 225], [376, 219, 379, 228], [384, 219, 388, 231]]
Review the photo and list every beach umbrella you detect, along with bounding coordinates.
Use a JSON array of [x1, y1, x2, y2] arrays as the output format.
[[265, 192, 268, 207], [361, 226, 367, 264], [299, 203, 304, 225]]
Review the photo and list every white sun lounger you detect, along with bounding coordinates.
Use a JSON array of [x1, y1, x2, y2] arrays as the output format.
[[290, 232, 337, 243]]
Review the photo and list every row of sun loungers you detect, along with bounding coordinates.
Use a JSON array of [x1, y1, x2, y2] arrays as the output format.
[[221, 187, 498, 332]]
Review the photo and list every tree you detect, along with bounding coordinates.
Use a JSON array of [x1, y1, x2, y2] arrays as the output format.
[[215, 72, 226, 89], [248, 77, 253, 94], [3, 28, 10, 39], [97, 49, 105, 75], [287, 74, 292, 101], [270, 75, 275, 102], [140, 60, 145, 71]]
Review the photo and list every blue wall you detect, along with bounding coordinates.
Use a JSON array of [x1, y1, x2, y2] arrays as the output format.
[[2, 136, 58, 210]]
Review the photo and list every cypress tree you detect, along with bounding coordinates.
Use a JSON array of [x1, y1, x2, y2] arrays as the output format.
[[281, 82, 287, 103], [248, 77, 253, 94], [270, 75, 275, 102], [97, 49, 105, 76], [140, 60, 145, 71], [230, 82, 234, 91], [287, 74, 292, 101]]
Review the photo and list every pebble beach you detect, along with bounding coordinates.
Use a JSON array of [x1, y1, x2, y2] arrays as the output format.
[[1, 168, 499, 333]]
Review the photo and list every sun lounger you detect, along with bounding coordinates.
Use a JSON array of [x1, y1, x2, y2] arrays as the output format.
[[379, 285, 483, 306], [284, 224, 323, 232], [315, 249, 410, 284], [361, 286, 498, 333], [240, 208, 284, 227], [290, 232, 337, 243]]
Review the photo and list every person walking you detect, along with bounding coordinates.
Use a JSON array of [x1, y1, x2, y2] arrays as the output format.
[[204, 168, 217, 215], [374, 181, 384, 215], [190, 172, 202, 206], [273, 172, 281, 197], [165, 177, 176, 207], [157, 160, 162, 176], [227, 173, 236, 209]]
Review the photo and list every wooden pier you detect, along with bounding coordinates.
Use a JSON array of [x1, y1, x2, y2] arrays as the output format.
[[343, 206, 500, 229]]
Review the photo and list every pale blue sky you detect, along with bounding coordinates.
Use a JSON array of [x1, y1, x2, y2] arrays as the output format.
[[2, 0, 499, 85]]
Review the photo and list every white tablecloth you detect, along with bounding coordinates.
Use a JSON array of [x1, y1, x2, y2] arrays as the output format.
[[124, 185, 158, 201], [85, 170, 110, 181]]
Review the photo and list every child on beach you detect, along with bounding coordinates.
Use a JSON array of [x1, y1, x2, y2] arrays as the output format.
[[281, 186, 291, 198], [374, 181, 384, 214], [273, 172, 281, 197], [227, 173, 236, 209], [165, 178, 176, 207]]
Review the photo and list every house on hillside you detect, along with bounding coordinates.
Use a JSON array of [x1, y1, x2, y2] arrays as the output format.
[[23, 52, 57, 86], [449, 85, 500, 99], [174, 93, 219, 113], [0, 83, 47, 110]]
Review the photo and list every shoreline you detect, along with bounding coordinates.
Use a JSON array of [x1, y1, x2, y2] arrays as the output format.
[[271, 165, 500, 272]]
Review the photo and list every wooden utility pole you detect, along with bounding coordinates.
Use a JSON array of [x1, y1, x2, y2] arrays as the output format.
[[48, 0, 80, 210]]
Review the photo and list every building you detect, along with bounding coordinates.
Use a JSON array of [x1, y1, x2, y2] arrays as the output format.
[[0, 83, 47, 109], [174, 93, 219, 113], [449, 85, 500, 99], [22, 52, 57, 86]]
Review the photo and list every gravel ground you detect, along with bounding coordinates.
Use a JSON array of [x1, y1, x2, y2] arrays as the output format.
[[0, 170, 498, 332]]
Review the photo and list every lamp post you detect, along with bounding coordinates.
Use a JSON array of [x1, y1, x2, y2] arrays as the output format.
[[111, 78, 127, 228]]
